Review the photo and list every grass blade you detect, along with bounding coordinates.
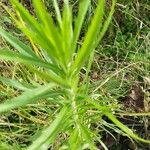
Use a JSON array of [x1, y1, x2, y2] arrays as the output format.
[[80, 124, 97, 149], [69, 129, 82, 150], [32, 0, 58, 50]]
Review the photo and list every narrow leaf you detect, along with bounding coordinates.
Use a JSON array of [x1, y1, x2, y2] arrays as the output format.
[[69, 129, 82, 150], [80, 124, 97, 149], [0, 83, 56, 113], [72, 0, 90, 55], [95, 0, 116, 46], [0, 28, 37, 59], [0, 75, 36, 91], [71, 0, 105, 73], [10, 0, 60, 65], [0, 48, 62, 73], [28, 66, 69, 88], [32, 0, 66, 67], [28, 106, 69, 150], [53, 0, 62, 26], [105, 112, 150, 144], [61, 0, 73, 63], [10, 0, 40, 33]]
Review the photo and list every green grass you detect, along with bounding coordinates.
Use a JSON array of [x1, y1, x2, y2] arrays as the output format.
[[0, 0, 150, 149]]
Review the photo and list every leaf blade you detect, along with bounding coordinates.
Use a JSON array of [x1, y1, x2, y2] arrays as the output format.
[[0, 49, 70, 87], [71, 0, 105, 74], [0, 83, 56, 113], [105, 112, 150, 144], [0, 48, 61, 73], [0, 28, 37, 58], [0, 75, 36, 91], [28, 106, 69, 150], [72, 0, 90, 55]]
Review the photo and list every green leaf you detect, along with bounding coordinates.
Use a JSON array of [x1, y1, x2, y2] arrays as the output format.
[[105, 112, 150, 144], [32, 0, 67, 68], [0, 48, 62, 73], [0, 48, 70, 88], [72, 0, 90, 55], [32, 0, 59, 54], [28, 106, 69, 150], [71, 0, 105, 74], [10, 0, 40, 33], [80, 124, 97, 150], [61, 0, 73, 63], [0, 75, 36, 91], [0, 83, 56, 113], [95, 0, 116, 46], [28, 66, 70, 88], [0, 28, 37, 59], [19, 25, 60, 65], [53, 0, 62, 26], [69, 129, 82, 150], [9, 0, 60, 65]]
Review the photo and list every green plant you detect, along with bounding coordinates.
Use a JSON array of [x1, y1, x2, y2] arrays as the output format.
[[0, 0, 149, 149]]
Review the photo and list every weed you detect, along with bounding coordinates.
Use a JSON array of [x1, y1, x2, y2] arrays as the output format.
[[0, 0, 149, 149]]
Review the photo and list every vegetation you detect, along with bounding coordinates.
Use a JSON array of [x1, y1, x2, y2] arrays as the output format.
[[0, 0, 149, 149]]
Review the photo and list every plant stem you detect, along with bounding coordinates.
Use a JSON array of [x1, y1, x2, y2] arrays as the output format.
[[70, 88, 81, 137]]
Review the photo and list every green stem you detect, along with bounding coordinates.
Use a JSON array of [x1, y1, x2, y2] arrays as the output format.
[[70, 89, 81, 137]]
